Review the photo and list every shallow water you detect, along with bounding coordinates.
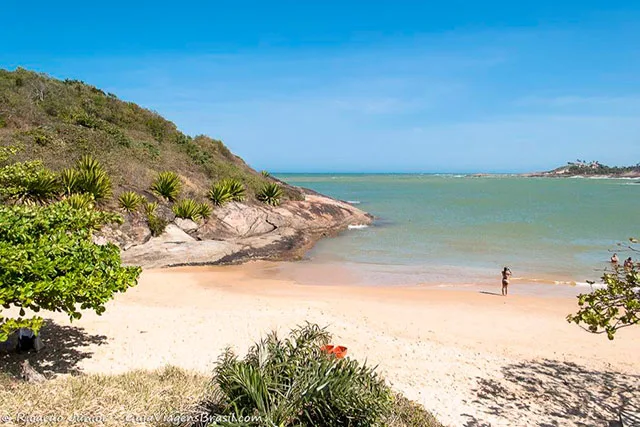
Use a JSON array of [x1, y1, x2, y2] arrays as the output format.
[[277, 174, 639, 290]]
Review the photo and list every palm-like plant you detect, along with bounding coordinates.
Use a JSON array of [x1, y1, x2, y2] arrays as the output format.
[[63, 193, 95, 210], [58, 168, 79, 195], [208, 182, 233, 206], [172, 198, 203, 221], [73, 156, 112, 202], [203, 323, 393, 426], [118, 191, 144, 213], [196, 202, 212, 219], [143, 201, 158, 217], [222, 178, 245, 202], [261, 170, 270, 178], [256, 183, 283, 206], [22, 170, 60, 204], [151, 171, 181, 202]]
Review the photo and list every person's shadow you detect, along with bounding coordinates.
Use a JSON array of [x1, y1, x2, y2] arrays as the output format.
[[479, 291, 503, 297], [0, 319, 107, 377]]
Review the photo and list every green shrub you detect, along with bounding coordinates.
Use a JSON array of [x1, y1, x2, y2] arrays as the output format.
[[196, 202, 212, 219], [387, 394, 442, 426], [261, 170, 270, 177], [172, 198, 202, 221], [118, 191, 144, 213], [143, 201, 158, 217], [58, 168, 79, 195], [151, 171, 181, 202], [204, 323, 393, 426], [64, 193, 95, 210], [222, 178, 245, 202], [0, 159, 60, 204], [147, 214, 167, 237], [256, 183, 283, 206], [0, 202, 140, 340], [208, 181, 233, 206], [73, 156, 112, 202]]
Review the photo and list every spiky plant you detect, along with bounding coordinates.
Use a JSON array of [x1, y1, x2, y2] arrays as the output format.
[[73, 156, 112, 202], [256, 183, 283, 206], [221, 178, 245, 202], [63, 193, 95, 210], [21, 170, 60, 204], [172, 198, 202, 221], [203, 323, 393, 426], [147, 214, 167, 237], [118, 191, 144, 213], [196, 202, 212, 219], [58, 168, 79, 195], [143, 201, 158, 217], [208, 181, 233, 206], [151, 171, 181, 202], [261, 170, 271, 177]]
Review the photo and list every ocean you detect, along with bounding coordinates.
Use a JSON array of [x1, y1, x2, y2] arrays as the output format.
[[277, 174, 639, 294]]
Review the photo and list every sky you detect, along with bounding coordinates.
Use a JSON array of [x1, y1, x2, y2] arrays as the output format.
[[1, 1, 639, 173]]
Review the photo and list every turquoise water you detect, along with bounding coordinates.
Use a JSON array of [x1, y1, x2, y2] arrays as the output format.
[[277, 174, 639, 289]]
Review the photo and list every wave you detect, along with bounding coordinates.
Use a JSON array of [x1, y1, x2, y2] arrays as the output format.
[[346, 200, 361, 205], [348, 224, 369, 230]]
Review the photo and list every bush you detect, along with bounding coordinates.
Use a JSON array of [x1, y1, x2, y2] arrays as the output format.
[[203, 323, 393, 426], [151, 171, 181, 202], [196, 202, 212, 219], [223, 178, 245, 202], [143, 201, 158, 217], [172, 198, 203, 221], [118, 191, 144, 213], [256, 183, 283, 206], [73, 156, 112, 202], [147, 214, 167, 237], [64, 193, 95, 210], [0, 202, 140, 340], [58, 168, 79, 196], [261, 170, 270, 177], [0, 159, 60, 204], [208, 182, 233, 207]]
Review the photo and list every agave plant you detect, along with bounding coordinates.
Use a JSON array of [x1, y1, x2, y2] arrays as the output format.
[[221, 178, 245, 202], [172, 198, 202, 221], [143, 201, 158, 217], [63, 193, 95, 210], [58, 168, 79, 195], [196, 202, 212, 219], [151, 171, 181, 202], [204, 323, 393, 426], [261, 170, 271, 177], [118, 191, 144, 213], [22, 170, 60, 204], [208, 181, 233, 206], [73, 156, 112, 202], [256, 183, 283, 206]]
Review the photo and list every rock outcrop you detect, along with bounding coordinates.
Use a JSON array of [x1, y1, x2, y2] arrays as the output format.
[[120, 191, 372, 268]]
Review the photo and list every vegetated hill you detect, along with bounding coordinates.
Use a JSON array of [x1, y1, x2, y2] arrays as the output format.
[[0, 67, 302, 202], [541, 160, 640, 177]]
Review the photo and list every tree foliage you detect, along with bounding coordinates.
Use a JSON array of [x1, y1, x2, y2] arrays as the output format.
[[0, 201, 141, 341], [568, 240, 639, 340]]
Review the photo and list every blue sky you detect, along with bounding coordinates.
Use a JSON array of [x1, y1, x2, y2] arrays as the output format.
[[1, 1, 639, 172]]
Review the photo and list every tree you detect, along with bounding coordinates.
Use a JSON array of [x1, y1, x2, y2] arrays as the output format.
[[0, 200, 141, 341], [567, 239, 639, 340]]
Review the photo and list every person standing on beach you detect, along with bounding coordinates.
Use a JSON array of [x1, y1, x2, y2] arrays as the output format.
[[501, 267, 512, 296]]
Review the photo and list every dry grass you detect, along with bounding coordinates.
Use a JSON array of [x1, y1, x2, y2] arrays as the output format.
[[0, 366, 209, 426]]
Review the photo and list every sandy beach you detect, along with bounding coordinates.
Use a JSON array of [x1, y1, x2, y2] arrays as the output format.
[[11, 262, 640, 426]]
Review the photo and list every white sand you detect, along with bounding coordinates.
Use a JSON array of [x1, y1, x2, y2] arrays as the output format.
[[29, 263, 640, 426]]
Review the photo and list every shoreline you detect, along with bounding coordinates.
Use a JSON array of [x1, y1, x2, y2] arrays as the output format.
[[6, 263, 639, 426]]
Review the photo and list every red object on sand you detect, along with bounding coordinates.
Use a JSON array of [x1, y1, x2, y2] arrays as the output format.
[[320, 344, 348, 358]]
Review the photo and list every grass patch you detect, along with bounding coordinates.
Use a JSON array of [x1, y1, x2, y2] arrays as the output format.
[[0, 366, 209, 427]]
